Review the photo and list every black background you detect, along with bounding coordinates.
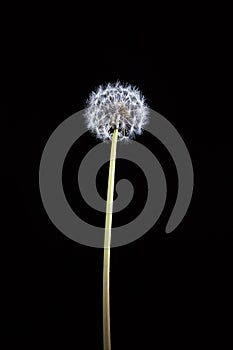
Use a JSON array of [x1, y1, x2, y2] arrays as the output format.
[[3, 7, 232, 349]]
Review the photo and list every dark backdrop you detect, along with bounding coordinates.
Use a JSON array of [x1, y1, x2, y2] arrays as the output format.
[[3, 13, 232, 349]]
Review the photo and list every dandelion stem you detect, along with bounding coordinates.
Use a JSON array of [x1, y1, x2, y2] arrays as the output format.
[[103, 128, 118, 350]]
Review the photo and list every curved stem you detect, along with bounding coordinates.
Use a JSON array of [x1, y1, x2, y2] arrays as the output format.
[[103, 128, 118, 350]]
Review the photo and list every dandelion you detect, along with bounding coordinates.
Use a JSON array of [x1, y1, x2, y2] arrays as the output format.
[[84, 82, 149, 350]]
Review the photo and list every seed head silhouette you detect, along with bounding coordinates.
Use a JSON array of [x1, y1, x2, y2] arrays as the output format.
[[84, 81, 149, 142]]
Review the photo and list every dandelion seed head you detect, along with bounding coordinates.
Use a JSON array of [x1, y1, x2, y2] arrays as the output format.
[[84, 82, 149, 142]]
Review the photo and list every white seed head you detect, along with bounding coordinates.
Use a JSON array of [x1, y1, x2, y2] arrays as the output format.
[[84, 82, 149, 142]]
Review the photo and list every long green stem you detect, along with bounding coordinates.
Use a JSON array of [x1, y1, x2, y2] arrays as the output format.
[[103, 128, 118, 350]]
